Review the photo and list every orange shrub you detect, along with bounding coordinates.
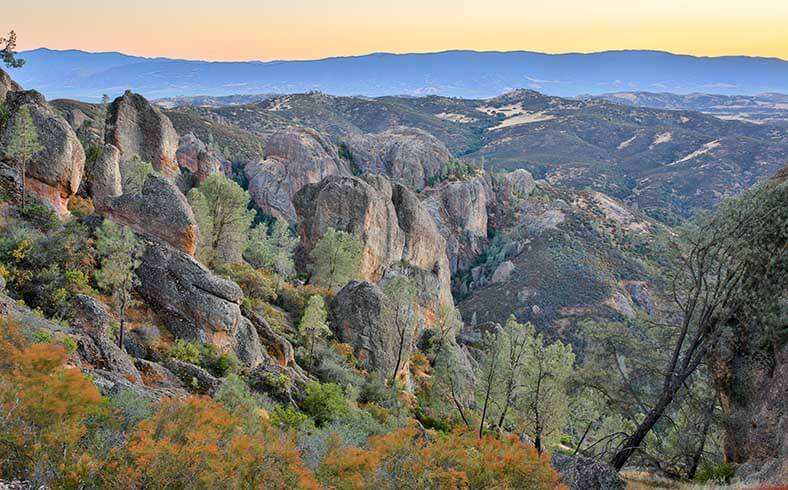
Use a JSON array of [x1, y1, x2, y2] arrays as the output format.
[[107, 396, 319, 489], [317, 424, 564, 490], [0, 317, 104, 482]]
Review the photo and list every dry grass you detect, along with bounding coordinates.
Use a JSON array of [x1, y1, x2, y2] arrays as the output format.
[[622, 471, 786, 490]]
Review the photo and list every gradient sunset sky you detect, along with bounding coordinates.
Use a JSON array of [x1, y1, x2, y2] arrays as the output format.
[[7, 0, 788, 61]]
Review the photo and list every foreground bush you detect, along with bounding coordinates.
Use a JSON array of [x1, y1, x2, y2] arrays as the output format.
[[318, 425, 565, 490]]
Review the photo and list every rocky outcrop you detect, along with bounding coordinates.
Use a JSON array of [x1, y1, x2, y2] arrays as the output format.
[[1, 90, 85, 217], [176, 132, 223, 186], [105, 91, 179, 177], [422, 177, 489, 274], [0, 67, 22, 100], [293, 174, 452, 308], [246, 128, 349, 222], [134, 238, 305, 383], [102, 174, 198, 255], [87, 144, 122, 210], [499, 169, 536, 200], [551, 454, 624, 490], [712, 338, 787, 484], [328, 281, 396, 378], [347, 127, 451, 190]]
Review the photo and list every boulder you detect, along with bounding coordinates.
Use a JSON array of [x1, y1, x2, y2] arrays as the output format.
[[499, 169, 536, 199], [1, 90, 85, 217], [422, 177, 489, 274], [245, 128, 349, 222], [550, 453, 624, 490], [164, 359, 220, 395], [0, 67, 22, 100], [102, 174, 198, 255], [491, 260, 515, 283], [328, 281, 394, 377], [134, 237, 304, 379], [87, 144, 122, 211], [175, 132, 223, 185], [105, 91, 179, 177], [348, 127, 451, 190]]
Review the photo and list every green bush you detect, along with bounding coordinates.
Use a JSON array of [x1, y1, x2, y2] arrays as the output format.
[[302, 381, 350, 426], [271, 405, 310, 431], [694, 463, 735, 484], [169, 339, 202, 364], [201, 344, 241, 378]]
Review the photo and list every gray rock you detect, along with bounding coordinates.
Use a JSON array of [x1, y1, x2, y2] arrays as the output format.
[[87, 144, 122, 211], [550, 453, 625, 490], [347, 127, 451, 190], [491, 260, 515, 283], [175, 132, 223, 186], [164, 359, 220, 395], [246, 128, 349, 222], [1, 90, 85, 217], [500, 169, 536, 199], [293, 174, 452, 309], [0, 67, 22, 100], [103, 174, 198, 255], [105, 91, 179, 177], [422, 177, 489, 274]]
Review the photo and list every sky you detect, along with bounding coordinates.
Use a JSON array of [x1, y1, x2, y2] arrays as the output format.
[[6, 0, 788, 61]]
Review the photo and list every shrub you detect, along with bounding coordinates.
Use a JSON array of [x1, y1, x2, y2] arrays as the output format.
[[67, 195, 94, 217], [695, 462, 735, 484], [169, 339, 202, 364], [271, 405, 310, 431], [216, 262, 277, 304], [302, 381, 350, 426]]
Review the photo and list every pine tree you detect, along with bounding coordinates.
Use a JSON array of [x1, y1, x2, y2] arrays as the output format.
[[1, 30, 25, 68], [121, 156, 155, 194], [308, 227, 362, 290], [187, 173, 255, 267], [4, 105, 43, 206], [381, 276, 418, 383], [299, 295, 330, 358], [95, 219, 143, 349], [245, 218, 297, 278]]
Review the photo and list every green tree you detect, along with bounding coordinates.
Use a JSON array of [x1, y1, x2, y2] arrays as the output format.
[[302, 381, 350, 426], [381, 276, 419, 383], [95, 219, 143, 348], [187, 173, 255, 267], [308, 227, 362, 290], [3, 105, 43, 206], [1, 30, 24, 68], [611, 176, 787, 470], [121, 156, 155, 194], [245, 218, 297, 278], [299, 295, 330, 358], [431, 342, 474, 427]]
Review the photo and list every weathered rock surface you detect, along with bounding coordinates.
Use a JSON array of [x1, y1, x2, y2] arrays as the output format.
[[328, 281, 396, 378], [347, 127, 451, 190], [1, 90, 85, 217], [422, 177, 489, 274], [134, 238, 305, 381], [164, 359, 220, 395], [176, 132, 223, 185], [499, 168, 536, 200], [0, 67, 22, 100], [294, 174, 452, 308], [551, 453, 624, 490], [87, 144, 122, 210], [105, 91, 179, 177], [102, 174, 198, 255], [246, 128, 349, 222]]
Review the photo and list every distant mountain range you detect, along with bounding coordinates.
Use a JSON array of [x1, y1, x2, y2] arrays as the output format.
[[10, 48, 788, 101]]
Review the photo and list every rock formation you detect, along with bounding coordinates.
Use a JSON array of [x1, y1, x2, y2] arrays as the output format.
[[101, 174, 198, 256], [245, 128, 349, 222], [0, 90, 85, 217], [293, 174, 452, 308], [0, 67, 22, 101], [347, 127, 451, 190], [134, 237, 305, 384], [105, 91, 179, 177], [422, 177, 489, 274], [175, 132, 223, 186], [87, 144, 122, 210]]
